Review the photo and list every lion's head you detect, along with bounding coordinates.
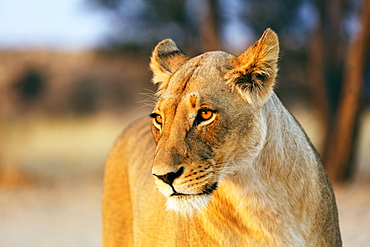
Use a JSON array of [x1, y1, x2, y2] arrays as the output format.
[[150, 29, 279, 215]]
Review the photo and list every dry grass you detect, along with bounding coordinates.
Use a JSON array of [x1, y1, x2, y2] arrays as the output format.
[[0, 111, 148, 183]]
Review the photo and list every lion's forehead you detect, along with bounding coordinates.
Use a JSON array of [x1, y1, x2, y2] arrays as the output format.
[[158, 52, 235, 112], [165, 52, 233, 95]]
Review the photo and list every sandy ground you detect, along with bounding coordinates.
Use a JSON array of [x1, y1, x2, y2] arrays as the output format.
[[0, 179, 102, 247], [334, 182, 370, 247], [0, 179, 369, 247]]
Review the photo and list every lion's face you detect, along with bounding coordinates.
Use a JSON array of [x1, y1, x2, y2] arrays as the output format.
[[150, 30, 279, 215]]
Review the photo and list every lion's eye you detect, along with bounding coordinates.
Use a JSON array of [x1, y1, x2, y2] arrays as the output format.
[[194, 108, 216, 127], [150, 113, 163, 130], [200, 110, 213, 121], [155, 115, 163, 125]]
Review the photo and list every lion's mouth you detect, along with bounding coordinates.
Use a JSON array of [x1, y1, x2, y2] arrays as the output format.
[[170, 182, 218, 197]]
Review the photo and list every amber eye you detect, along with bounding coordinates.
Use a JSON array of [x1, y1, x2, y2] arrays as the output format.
[[194, 108, 216, 127], [200, 110, 213, 121], [150, 113, 163, 130], [155, 115, 163, 125]]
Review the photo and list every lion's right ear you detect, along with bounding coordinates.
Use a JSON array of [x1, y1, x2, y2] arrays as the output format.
[[150, 39, 188, 94], [225, 28, 279, 106]]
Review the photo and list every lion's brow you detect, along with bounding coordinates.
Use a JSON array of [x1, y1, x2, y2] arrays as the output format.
[[167, 60, 201, 98]]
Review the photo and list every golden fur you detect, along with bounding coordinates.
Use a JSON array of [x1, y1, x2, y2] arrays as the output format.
[[102, 29, 342, 246]]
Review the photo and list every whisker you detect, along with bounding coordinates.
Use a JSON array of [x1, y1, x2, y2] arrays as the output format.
[[134, 88, 158, 111]]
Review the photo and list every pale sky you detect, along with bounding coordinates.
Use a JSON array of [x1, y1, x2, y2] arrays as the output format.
[[0, 0, 109, 50], [0, 0, 303, 53], [0, 0, 253, 52]]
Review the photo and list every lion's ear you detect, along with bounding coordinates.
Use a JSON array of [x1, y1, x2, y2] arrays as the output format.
[[150, 39, 188, 93], [226, 28, 279, 105]]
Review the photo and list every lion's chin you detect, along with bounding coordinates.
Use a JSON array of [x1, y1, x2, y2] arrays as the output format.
[[166, 194, 211, 216]]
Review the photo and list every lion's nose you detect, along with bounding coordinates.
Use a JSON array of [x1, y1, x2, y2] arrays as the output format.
[[153, 166, 184, 185]]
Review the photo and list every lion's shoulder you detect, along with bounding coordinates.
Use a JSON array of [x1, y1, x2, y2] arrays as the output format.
[[103, 116, 169, 246], [105, 115, 155, 185], [103, 116, 177, 246]]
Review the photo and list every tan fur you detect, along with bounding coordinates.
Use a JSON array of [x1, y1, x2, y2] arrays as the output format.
[[102, 29, 342, 246]]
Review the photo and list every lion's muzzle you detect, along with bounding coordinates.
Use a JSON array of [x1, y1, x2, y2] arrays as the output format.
[[153, 166, 184, 185]]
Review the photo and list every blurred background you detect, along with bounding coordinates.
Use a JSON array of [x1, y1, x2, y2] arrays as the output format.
[[0, 0, 369, 246]]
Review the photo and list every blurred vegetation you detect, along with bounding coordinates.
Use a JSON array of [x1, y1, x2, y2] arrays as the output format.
[[0, 0, 369, 184], [0, 51, 154, 117], [13, 68, 46, 103]]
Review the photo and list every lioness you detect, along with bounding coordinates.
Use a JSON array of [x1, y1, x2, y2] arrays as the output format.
[[102, 29, 342, 246]]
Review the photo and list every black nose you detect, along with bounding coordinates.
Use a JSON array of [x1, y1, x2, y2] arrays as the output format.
[[153, 167, 184, 185]]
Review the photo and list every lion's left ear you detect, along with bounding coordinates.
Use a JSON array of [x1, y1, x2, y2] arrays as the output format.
[[226, 28, 279, 106], [150, 39, 188, 94]]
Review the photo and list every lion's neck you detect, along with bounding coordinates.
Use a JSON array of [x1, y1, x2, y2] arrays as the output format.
[[200, 94, 322, 245]]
